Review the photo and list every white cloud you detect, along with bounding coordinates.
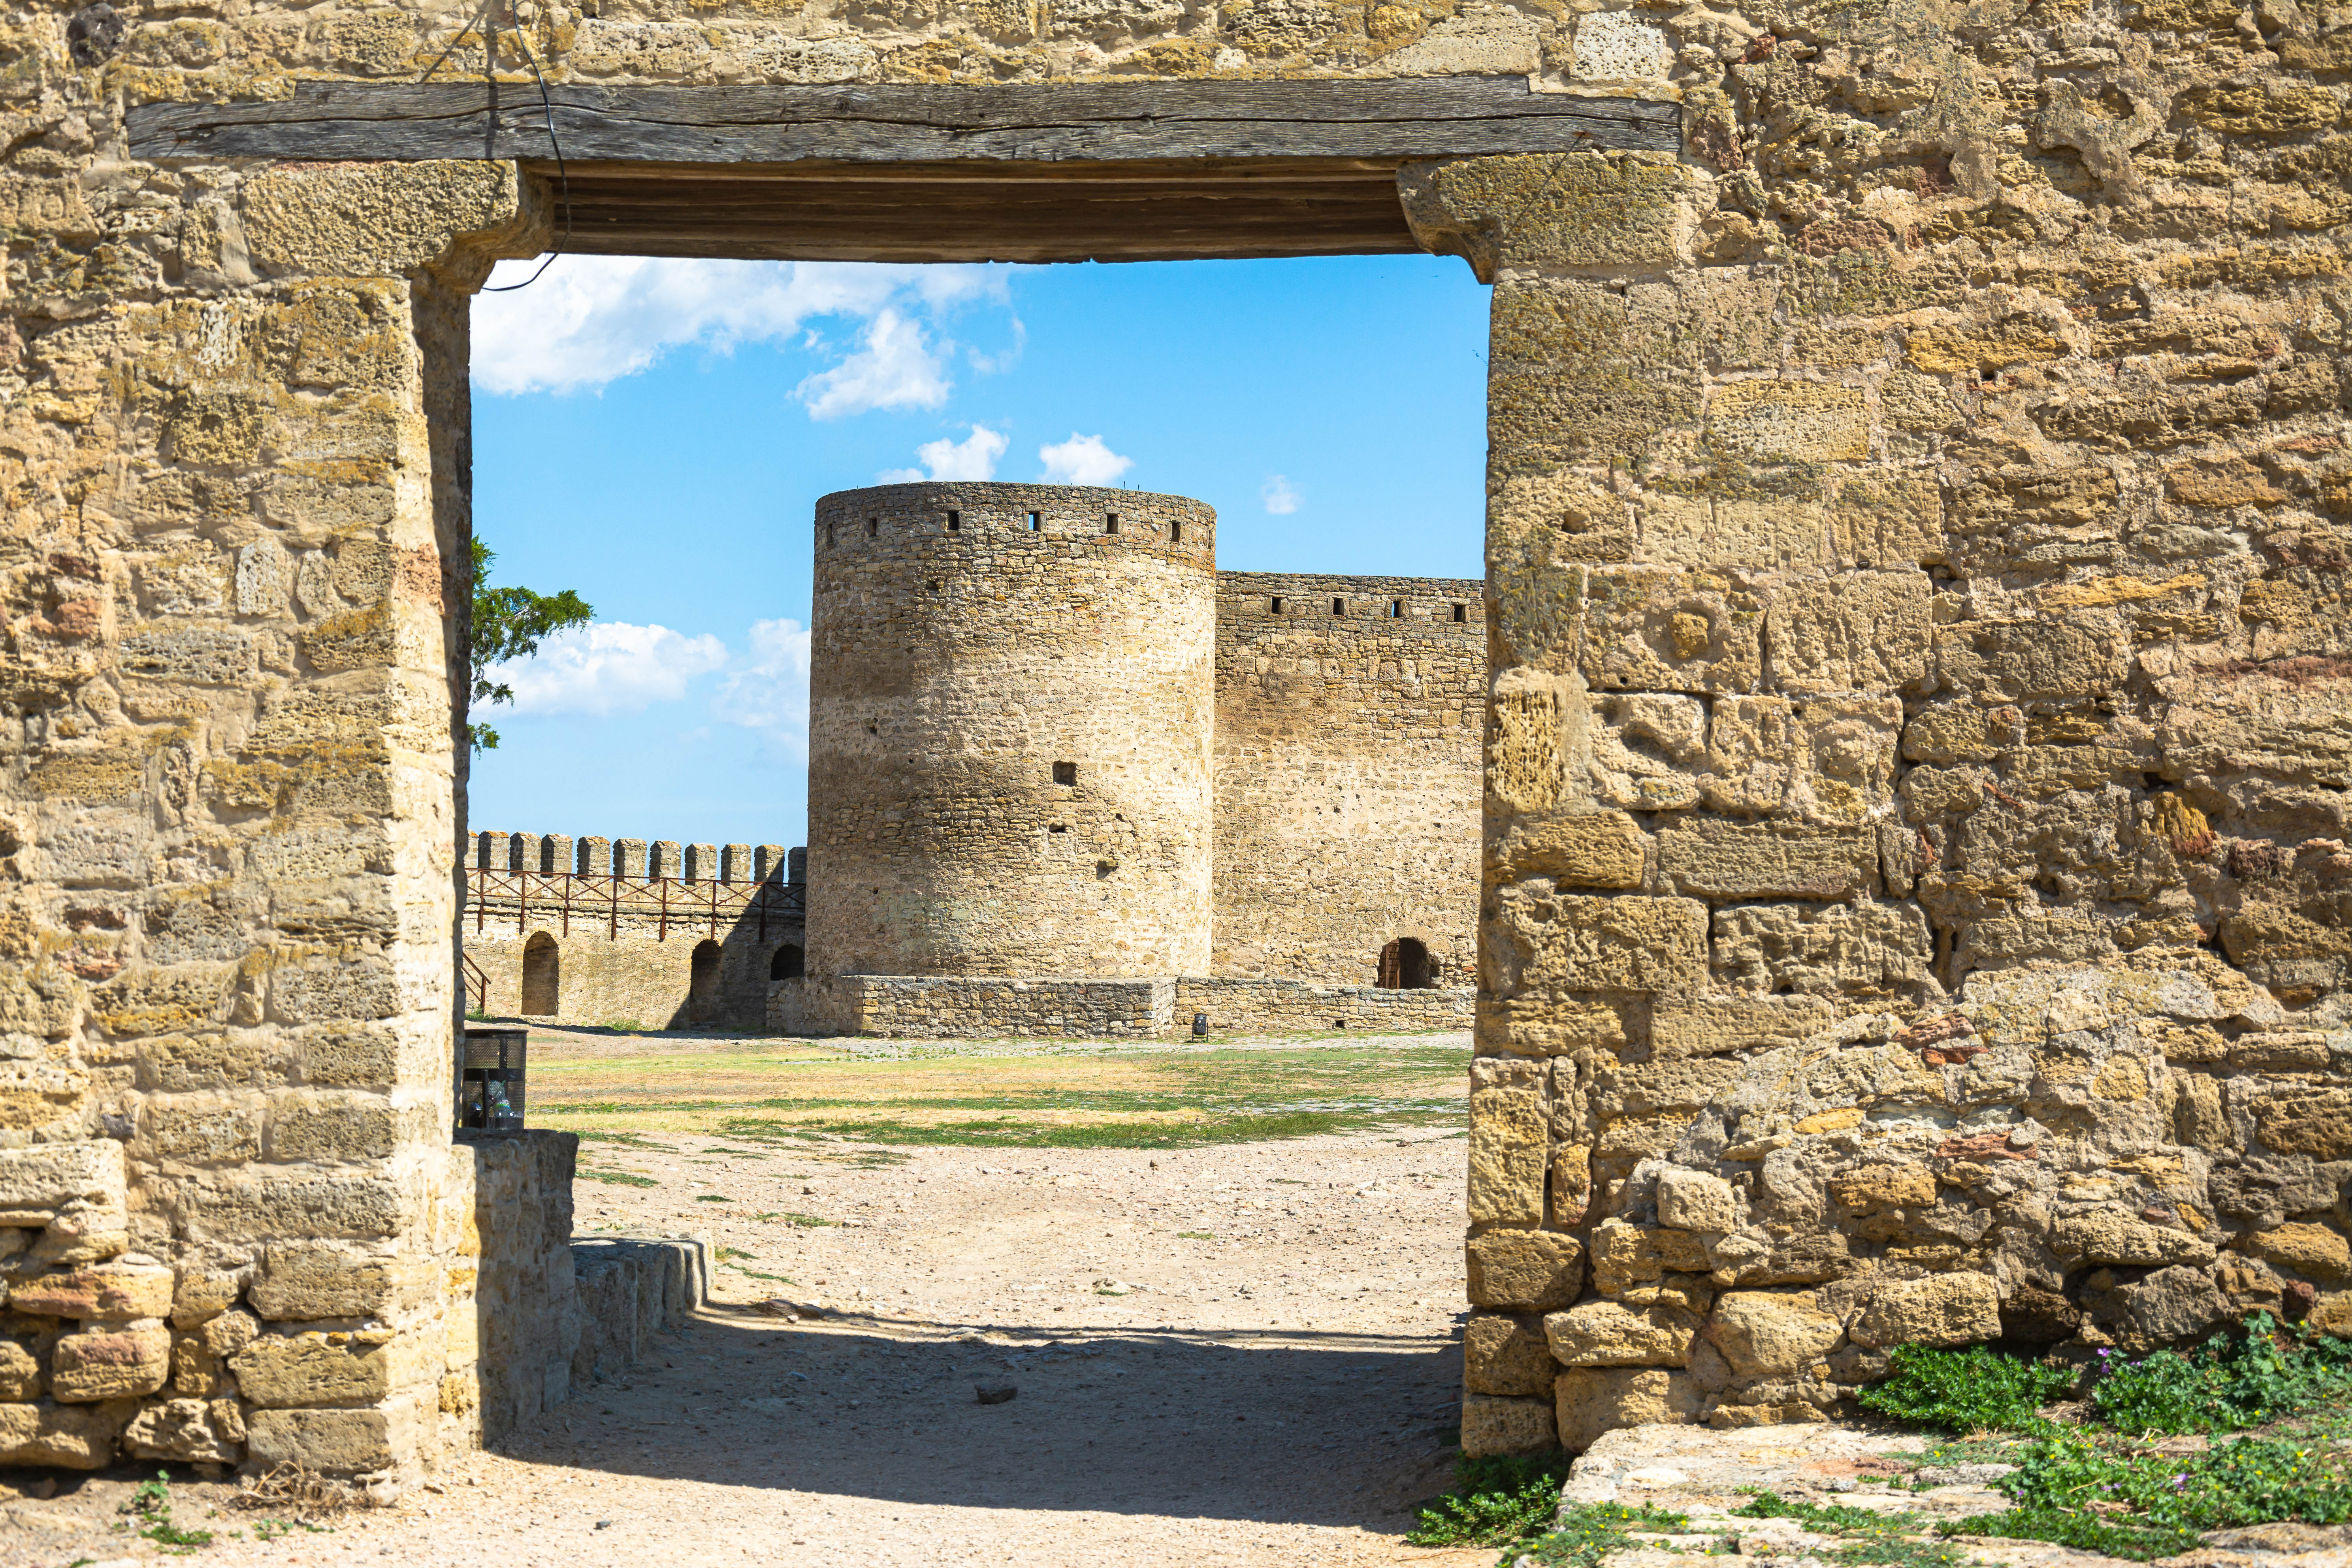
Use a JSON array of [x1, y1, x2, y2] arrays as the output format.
[[471, 256, 1007, 397], [1262, 474, 1302, 515], [712, 619, 813, 759], [500, 622, 729, 717], [796, 308, 956, 420], [1038, 432, 1134, 487], [879, 424, 1008, 483], [968, 318, 1027, 375]]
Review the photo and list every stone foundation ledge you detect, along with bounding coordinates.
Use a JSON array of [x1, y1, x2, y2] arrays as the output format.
[[768, 973, 1476, 1038]]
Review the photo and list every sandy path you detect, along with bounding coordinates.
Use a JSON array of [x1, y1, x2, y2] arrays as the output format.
[[3, 1124, 1490, 1567]]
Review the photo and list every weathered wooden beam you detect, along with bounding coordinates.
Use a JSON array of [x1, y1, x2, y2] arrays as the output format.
[[127, 77, 1679, 165], [539, 162, 1422, 261]]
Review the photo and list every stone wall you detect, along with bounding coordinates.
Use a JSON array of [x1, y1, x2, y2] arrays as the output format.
[[463, 830, 804, 1029], [9, 0, 2352, 1485], [1431, 61, 2352, 1446], [1212, 572, 1485, 986], [806, 482, 1219, 982], [770, 975, 1177, 1038], [1176, 977, 1475, 1034]]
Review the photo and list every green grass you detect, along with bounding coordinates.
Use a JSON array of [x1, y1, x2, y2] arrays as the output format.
[[1858, 1342, 2076, 1432], [1406, 1451, 1578, 1548], [1502, 1500, 1693, 1566], [2090, 1317, 2352, 1433], [1735, 1494, 1976, 1568], [723, 1264, 797, 1284], [716, 1246, 753, 1261], [537, 1043, 1468, 1150], [772, 1211, 839, 1227], [601, 1018, 644, 1032], [576, 1168, 658, 1187], [1860, 1316, 2352, 1563], [695, 1193, 733, 1203], [1177, 1231, 1216, 1240]]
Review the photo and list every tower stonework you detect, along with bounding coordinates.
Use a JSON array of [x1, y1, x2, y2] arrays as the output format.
[[806, 483, 1219, 989]]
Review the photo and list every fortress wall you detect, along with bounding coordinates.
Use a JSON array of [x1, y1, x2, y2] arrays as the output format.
[[467, 922, 800, 1032], [463, 830, 803, 1030], [771, 975, 1175, 1039], [1211, 572, 1485, 986], [1176, 976, 1474, 1035], [807, 482, 1218, 981]]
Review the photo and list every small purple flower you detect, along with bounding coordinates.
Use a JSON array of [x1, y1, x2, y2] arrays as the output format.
[[2173, 1475, 2188, 1489]]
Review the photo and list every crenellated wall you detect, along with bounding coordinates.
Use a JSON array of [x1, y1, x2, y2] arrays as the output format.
[[463, 831, 805, 1029]]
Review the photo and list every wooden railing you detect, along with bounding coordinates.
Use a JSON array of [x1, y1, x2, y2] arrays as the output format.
[[463, 868, 804, 943]]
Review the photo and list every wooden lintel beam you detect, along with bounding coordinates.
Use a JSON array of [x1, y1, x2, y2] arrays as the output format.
[[126, 77, 1679, 166]]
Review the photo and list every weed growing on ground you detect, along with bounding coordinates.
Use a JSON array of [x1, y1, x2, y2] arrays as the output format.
[[1857, 1343, 2074, 1432], [774, 1211, 839, 1227], [1735, 1493, 1976, 1568], [576, 1168, 658, 1187], [695, 1193, 733, 1203], [1864, 1317, 2352, 1562], [1406, 1451, 1577, 1548], [2090, 1315, 2352, 1433], [600, 1018, 644, 1032], [1504, 1500, 1693, 1566], [1950, 1427, 2352, 1561], [1177, 1231, 1216, 1241], [725, 1264, 796, 1283], [716, 1246, 753, 1261], [117, 1470, 213, 1553], [576, 1130, 658, 1146]]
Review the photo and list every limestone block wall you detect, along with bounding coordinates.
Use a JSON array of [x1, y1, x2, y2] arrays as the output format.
[[1176, 976, 1476, 1034], [806, 482, 1218, 983], [770, 975, 1177, 1038], [0, 145, 544, 1489], [1213, 573, 1485, 986], [1416, 39, 2352, 1447]]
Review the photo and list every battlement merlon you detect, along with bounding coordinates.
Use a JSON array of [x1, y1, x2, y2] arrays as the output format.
[[471, 832, 804, 884]]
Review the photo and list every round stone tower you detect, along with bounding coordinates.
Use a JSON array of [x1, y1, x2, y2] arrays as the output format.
[[806, 482, 1217, 981]]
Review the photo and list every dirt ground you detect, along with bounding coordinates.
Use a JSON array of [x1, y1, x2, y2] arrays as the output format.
[[0, 1028, 1497, 1568]]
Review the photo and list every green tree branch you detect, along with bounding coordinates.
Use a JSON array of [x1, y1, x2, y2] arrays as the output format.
[[466, 536, 593, 753]]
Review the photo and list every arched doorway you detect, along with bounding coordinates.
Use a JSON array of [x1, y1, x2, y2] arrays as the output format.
[[688, 939, 723, 1023], [1376, 937, 1434, 990], [520, 933, 560, 1016], [770, 943, 804, 981]]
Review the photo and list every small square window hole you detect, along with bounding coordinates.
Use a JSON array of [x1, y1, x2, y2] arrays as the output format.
[[1053, 761, 1077, 786]]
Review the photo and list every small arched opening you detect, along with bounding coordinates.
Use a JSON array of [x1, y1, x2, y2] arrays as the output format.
[[770, 943, 805, 981], [520, 932, 560, 1016], [688, 939, 723, 1023], [1377, 937, 1435, 990]]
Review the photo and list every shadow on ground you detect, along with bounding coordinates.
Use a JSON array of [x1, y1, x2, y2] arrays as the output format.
[[497, 1303, 1466, 1526]]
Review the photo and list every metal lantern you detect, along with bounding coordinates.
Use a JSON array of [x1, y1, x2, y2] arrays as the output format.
[[458, 1027, 528, 1131]]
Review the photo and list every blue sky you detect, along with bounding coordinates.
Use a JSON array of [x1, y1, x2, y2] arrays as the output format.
[[466, 252, 1492, 853]]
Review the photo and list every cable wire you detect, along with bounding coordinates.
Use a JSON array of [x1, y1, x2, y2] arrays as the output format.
[[423, 0, 572, 294]]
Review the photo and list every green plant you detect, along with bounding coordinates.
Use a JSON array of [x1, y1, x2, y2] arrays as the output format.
[[1504, 1500, 1693, 1566], [601, 1018, 643, 1033], [1946, 1427, 2352, 1561], [577, 1168, 658, 1187], [1405, 1451, 1577, 1548], [1177, 1231, 1215, 1240], [1857, 1343, 2075, 1432], [776, 1211, 838, 1227], [1735, 1493, 1975, 1568], [695, 1193, 733, 1203], [2090, 1314, 2352, 1434], [117, 1470, 214, 1553]]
